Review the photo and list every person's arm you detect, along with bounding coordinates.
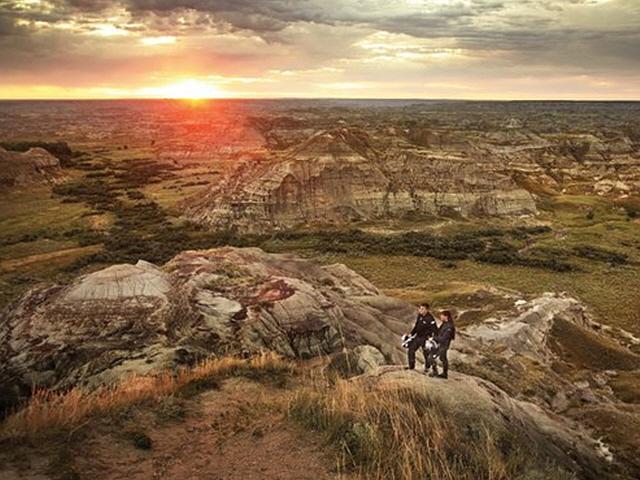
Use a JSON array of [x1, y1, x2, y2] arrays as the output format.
[[427, 314, 437, 338], [410, 316, 419, 335], [436, 324, 452, 344], [433, 328, 442, 344]]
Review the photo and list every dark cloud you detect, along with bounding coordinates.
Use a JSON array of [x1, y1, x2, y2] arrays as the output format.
[[0, 0, 638, 97], [0, 14, 23, 36]]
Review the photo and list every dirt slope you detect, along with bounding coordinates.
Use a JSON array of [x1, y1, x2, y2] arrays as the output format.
[[1, 377, 340, 480]]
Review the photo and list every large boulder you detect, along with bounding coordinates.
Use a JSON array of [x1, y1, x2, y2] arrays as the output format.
[[0, 247, 414, 392]]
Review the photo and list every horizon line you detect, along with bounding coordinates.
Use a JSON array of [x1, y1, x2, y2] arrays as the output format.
[[1, 96, 640, 103]]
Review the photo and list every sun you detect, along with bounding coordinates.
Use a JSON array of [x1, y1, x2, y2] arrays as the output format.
[[154, 79, 223, 99]]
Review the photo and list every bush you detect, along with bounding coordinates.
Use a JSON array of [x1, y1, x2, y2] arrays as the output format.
[[616, 197, 640, 220], [129, 431, 152, 450], [289, 227, 566, 272], [53, 179, 119, 210], [572, 245, 628, 265]]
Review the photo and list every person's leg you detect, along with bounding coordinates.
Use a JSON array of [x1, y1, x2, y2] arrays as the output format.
[[427, 348, 440, 376], [423, 347, 435, 373], [407, 342, 417, 369], [422, 347, 429, 372], [439, 348, 449, 378]]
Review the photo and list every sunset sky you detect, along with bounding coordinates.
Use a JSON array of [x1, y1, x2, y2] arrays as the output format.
[[1, 0, 639, 100]]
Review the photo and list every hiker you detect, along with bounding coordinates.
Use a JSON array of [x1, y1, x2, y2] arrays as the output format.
[[406, 303, 438, 370], [427, 310, 456, 379]]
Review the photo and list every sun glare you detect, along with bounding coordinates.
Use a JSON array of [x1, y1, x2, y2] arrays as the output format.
[[141, 36, 177, 46], [143, 80, 223, 99]]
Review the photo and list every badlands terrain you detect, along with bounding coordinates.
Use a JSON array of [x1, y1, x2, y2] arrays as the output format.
[[0, 99, 639, 479]]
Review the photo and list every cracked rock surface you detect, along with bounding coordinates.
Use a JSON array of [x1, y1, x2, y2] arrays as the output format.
[[0, 247, 414, 392]]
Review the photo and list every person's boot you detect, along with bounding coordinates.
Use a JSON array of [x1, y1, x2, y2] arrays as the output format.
[[438, 370, 448, 379], [428, 367, 439, 377]]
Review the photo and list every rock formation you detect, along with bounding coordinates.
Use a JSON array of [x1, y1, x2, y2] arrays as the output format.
[[184, 128, 538, 233], [0, 146, 65, 189], [183, 119, 640, 233], [361, 367, 609, 479], [2, 248, 637, 396], [0, 247, 414, 393]]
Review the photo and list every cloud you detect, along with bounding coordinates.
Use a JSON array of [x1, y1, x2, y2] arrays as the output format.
[[0, 0, 639, 98]]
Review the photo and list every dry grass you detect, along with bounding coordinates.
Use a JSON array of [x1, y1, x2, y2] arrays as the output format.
[[1, 354, 590, 479], [0, 352, 293, 442], [287, 375, 573, 480]]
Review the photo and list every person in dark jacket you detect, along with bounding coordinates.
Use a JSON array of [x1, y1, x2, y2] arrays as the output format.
[[406, 303, 438, 370], [427, 310, 456, 379]]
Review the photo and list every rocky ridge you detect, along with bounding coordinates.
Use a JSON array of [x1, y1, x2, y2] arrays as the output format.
[[0, 147, 65, 189], [184, 128, 538, 232], [184, 124, 640, 232], [0, 247, 413, 394]]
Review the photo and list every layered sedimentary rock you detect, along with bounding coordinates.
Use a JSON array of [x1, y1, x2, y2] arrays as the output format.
[[0, 146, 65, 188], [184, 128, 538, 232], [184, 119, 640, 233], [0, 247, 414, 392], [403, 123, 640, 198], [485, 134, 640, 196]]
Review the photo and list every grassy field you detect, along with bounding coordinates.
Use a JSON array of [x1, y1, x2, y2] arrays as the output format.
[[0, 185, 90, 239], [315, 253, 640, 335]]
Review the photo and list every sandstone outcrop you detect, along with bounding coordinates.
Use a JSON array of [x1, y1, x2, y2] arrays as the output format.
[[0, 247, 414, 393], [184, 128, 538, 233], [0, 146, 65, 189]]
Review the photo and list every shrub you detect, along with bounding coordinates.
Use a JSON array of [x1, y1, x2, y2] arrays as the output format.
[[294, 227, 567, 272], [572, 245, 628, 265], [129, 431, 152, 450], [53, 179, 119, 210], [616, 197, 640, 220]]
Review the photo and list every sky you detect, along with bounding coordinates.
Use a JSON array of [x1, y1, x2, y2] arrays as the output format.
[[0, 0, 639, 100]]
